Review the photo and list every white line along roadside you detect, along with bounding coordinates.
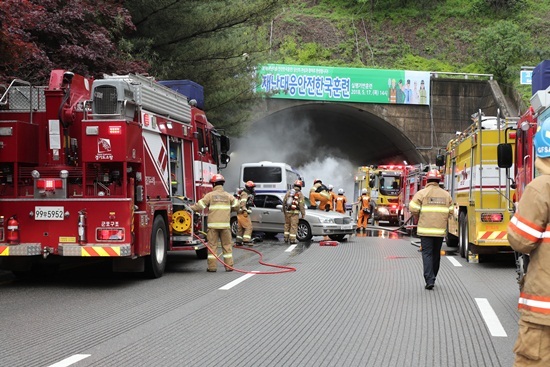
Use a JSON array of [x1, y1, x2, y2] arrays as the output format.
[[475, 298, 508, 337], [47, 354, 91, 367]]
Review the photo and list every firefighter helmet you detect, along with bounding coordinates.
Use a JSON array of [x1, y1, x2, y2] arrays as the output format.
[[426, 169, 441, 181], [328, 184, 334, 190], [245, 180, 256, 188], [314, 178, 322, 184], [361, 188, 367, 194], [210, 174, 225, 185], [293, 180, 303, 188], [534, 117, 550, 158], [338, 188, 344, 194]]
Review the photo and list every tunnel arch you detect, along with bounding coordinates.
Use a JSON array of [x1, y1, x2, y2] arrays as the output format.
[[249, 102, 426, 168]]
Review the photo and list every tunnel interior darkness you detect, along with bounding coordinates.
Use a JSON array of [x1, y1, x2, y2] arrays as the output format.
[[249, 102, 426, 168]]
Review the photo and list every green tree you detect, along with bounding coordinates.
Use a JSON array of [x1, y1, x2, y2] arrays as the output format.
[[125, 0, 284, 134], [476, 20, 531, 82]]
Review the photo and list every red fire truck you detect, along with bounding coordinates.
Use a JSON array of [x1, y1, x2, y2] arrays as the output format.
[[0, 70, 230, 278]]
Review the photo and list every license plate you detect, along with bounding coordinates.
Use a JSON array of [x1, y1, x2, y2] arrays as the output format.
[[343, 224, 353, 230], [35, 206, 64, 220]]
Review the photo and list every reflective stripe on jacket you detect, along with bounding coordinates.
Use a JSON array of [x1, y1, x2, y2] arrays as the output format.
[[191, 185, 238, 229], [409, 182, 452, 237], [507, 158, 550, 325]]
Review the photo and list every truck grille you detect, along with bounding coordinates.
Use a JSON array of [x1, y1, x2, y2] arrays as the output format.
[[93, 85, 118, 114]]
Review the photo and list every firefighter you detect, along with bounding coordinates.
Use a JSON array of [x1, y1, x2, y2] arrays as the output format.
[[190, 174, 239, 272], [236, 180, 255, 246], [357, 188, 371, 231], [309, 178, 323, 209], [334, 188, 347, 214], [328, 184, 338, 210], [283, 180, 306, 244], [408, 169, 453, 290], [508, 119, 550, 367]]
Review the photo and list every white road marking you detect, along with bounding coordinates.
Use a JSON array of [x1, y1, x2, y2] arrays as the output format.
[[219, 272, 257, 290], [285, 244, 297, 252], [48, 354, 91, 367], [446, 256, 462, 267], [475, 298, 507, 337]]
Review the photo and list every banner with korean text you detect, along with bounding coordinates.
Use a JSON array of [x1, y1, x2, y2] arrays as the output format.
[[257, 64, 430, 105]]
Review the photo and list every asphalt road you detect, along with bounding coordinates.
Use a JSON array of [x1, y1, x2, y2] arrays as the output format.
[[0, 229, 520, 367]]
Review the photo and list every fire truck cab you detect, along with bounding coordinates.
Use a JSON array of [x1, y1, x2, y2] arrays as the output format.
[[0, 70, 229, 278]]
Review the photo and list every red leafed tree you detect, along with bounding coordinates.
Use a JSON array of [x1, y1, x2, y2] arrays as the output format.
[[0, 0, 148, 84]]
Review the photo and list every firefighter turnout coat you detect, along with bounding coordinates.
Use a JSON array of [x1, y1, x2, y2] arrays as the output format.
[[191, 185, 238, 229], [409, 182, 453, 237], [508, 158, 550, 327]]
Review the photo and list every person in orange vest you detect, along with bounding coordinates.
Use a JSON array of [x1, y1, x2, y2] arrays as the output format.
[[334, 188, 347, 214], [357, 188, 371, 231], [309, 178, 323, 209], [236, 180, 255, 246], [190, 174, 239, 272]]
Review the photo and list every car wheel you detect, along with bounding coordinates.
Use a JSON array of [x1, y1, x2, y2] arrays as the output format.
[[296, 219, 313, 241], [328, 234, 345, 241], [230, 216, 238, 238]]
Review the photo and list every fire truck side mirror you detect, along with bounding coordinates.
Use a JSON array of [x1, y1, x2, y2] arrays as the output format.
[[497, 143, 513, 168], [435, 154, 445, 167], [220, 135, 230, 154]]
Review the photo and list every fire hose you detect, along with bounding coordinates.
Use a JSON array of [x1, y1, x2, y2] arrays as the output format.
[[194, 232, 296, 274]]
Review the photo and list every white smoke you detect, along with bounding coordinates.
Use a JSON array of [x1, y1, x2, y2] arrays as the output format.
[[223, 115, 356, 199]]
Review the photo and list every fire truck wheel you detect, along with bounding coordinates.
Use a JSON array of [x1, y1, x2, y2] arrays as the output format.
[[230, 216, 238, 238], [296, 220, 312, 241], [145, 215, 168, 278]]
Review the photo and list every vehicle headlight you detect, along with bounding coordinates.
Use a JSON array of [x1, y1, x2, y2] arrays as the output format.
[[378, 207, 389, 215], [320, 218, 334, 223]]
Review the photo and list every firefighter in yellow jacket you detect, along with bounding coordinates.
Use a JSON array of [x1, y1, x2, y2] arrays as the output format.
[[508, 119, 550, 367], [190, 174, 239, 272], [236, 180, 255, 246], [283, 180, 306, 244], [409, 169, 453, 290]]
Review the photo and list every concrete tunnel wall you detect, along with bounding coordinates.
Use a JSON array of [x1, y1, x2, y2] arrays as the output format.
[[246, 78, 515, 168]]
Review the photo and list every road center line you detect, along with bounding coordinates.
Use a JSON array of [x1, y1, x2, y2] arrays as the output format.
[[475, 298, 507, 337], [219, 272, 257, 290], [285, 244, 297, 252], [446, 256, 462, 267], [47, 354, 91, 367]]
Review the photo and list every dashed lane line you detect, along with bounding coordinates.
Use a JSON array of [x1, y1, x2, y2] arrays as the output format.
[[475, 298, 508, 337], [446, 256, 462, 267], [47, 354, 91, 367], [285, 244, 297, 252], [219, 272, 257, 290]]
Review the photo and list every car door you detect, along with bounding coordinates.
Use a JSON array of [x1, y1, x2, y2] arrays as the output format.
[[259, 194, 285, 231], [249, 195, 266, 231]]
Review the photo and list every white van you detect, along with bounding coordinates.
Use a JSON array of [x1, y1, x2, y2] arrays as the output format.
[[239, 161, 303, 194]]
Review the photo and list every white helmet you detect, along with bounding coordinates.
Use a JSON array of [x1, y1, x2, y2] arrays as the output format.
[[338, 188, 344, 194], [361, 188, 367, 194], [328, 184, 334, 190]]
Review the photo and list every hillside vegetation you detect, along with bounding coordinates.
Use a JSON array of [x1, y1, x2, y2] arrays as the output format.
[[266, 0, 550, 106]]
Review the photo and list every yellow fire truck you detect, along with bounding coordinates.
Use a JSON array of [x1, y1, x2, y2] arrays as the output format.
[[354, 165, 405, 225], [440, 110, 517, 262]]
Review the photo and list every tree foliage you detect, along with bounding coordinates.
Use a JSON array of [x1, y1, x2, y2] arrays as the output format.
[[476, 20, 531, 81], [125, 0, 283, 134], [0, 0, 147, 84]]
